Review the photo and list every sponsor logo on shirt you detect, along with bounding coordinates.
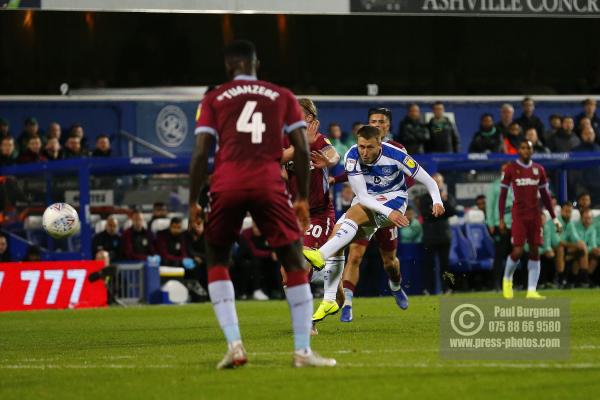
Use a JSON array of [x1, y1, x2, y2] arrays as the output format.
[[515, 178, 540, 186], [404, 156, 416, 169]]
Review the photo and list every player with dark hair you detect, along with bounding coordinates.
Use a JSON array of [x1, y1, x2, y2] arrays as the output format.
[[499, 140, 562, 299], [189, 40, 335, 369]]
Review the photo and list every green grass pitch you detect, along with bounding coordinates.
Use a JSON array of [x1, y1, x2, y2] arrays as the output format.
[[1, 290, 600, 400]]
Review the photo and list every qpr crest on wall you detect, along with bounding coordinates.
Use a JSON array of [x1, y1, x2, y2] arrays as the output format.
[[155, 105, 188, 148]]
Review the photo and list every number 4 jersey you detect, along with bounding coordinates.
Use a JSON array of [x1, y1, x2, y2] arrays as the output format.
[[195, 76, 306, 192]]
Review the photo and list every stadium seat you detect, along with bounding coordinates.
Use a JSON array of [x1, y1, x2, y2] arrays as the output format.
[[109, 214, 129, 227], [167, 212, 184, 220], [24, 215, 46, 247], [449, 225, 474, 272], [181, 218, 189, 230], [150, 218, 170, 234], [464, 223, 494, 270], [95, 220, 107, 234], [592, 209, 600, 218], [465, 209, 485, 224], [142, 213, 152, 223], [448, 215, 461, 226], [571, 209, 581, 222]]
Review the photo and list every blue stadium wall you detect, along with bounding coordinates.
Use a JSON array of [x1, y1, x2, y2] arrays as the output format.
[[0, 98, 585, 156]]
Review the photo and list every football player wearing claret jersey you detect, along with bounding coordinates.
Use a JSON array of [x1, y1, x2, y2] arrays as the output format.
[[303, 126, 445, 295], [499, 140, 562, 299], [280, 98, 342, 329], [189, 40, 335, 369]]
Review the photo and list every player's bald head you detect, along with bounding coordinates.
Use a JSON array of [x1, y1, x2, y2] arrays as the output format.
[[224, 40, 259, 78]]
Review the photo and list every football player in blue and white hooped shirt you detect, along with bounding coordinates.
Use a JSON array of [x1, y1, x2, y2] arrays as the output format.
[[303, 125, 445, 292]]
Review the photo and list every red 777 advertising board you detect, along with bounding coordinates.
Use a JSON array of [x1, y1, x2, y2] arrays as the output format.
[[0, 261, 107, 312]]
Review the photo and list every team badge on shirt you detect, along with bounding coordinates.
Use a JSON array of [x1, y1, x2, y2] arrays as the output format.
[[346, 158, 356, 171], [533, 167, 539, 175]]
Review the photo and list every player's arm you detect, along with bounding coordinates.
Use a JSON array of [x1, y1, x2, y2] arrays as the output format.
[[399, 155, 444, 217], [281, 146, 295, 163], [288, 127, 311, 230], [537, 168, 561, 232], [498, 167, 512, 234], [189, 133, 214, 225], [311, 144, 340, 169]]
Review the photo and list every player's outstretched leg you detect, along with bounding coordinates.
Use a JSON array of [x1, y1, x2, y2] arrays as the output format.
[[313, 255, 345, 323], [207, 264, 247, 369], [278, 241, 336, 367]]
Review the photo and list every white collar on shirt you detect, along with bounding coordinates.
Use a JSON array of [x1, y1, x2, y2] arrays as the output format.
[[234, 74, 257, 81], [516, 159, 532, 168]]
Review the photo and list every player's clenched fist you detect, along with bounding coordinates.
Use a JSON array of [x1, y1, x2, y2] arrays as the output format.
[[432, 203, 445, 217], [294, 199, 310, 231]]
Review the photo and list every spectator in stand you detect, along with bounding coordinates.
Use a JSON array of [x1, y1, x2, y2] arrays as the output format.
[[69, 123, 89, 150], [185, 216, 207, 291], [148, 202, 169, 228], [122, 211, 155, 261], [0, 118, 10, 138], [92, 135, 112, 157], [419, 172, 456, 294], [155, 217, 188, 267], [43, 137, 62, 161], [486, 164, 513, 291], [544, 114, 562, 144], [575, 98, 600, 137], [475, 194, 486, 216], [469, 113, 503, 153], [515, 97, 545, 139], [92, 216, 122, 262], [503, 122, 524, 154], [339, 183, 354, 214], [233, 222, 281, 300], [17, 117, 40, 153], [17, 136, 46, 164], [0, 137, 17, 166], [525, 127, 550, 154], [327, 123, 349, 160], [577, 192, 592, 213], [573, 126, 600, 152], [495, 103, 514, 138], [0, 233, 10, 262], [46, 122, 62, 141], [556, 202, 588, 287], [548, 116, 581, 152], [427, 101, 459, 153], [396, 103, 429, 154], [347, 121, 362, 146], [399, 206, 423, 243], [63, 135, 88, 158]]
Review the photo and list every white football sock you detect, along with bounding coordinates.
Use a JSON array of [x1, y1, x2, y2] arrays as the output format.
[[343, 288, 353, 306], [208, 280, 241, 344], [285, 283, 313, 352], [503, 255, 520, 281], [320, 220, 358, 260], [323, 256, 345, 302], [527, 259, 541, 291]]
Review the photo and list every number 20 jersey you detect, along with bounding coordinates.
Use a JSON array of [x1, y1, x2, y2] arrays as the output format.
[[195, 76, 306, 192]]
